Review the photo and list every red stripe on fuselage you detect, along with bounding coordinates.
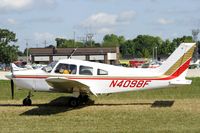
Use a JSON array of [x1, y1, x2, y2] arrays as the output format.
[[14, 58, 191, 81], [14, 76, 48, 79]]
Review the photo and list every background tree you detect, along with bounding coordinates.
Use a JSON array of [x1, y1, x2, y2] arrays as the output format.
[[0, 29, 18, 63], [0, 29, 17, 43], [45, 45, 55, 48], [102, 34, 125, 47], [55, 38, 84, 48], [197, 41, 200, 54], [160, 39, 172, 56], [120, 35, 194, 58], [55, 34, 195, 59], [171, 36, 193, 50], [120, 40, 135, 58], [120, 35, 163, 58], [84, 40, 96, 47], [23, 48, 30, 56]]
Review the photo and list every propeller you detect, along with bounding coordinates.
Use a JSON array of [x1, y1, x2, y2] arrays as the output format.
[[11, 79, 14, 99], [10, 63, 14, 99]]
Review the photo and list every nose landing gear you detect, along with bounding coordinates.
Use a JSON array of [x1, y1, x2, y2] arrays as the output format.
[[23, 91, 33, 106]]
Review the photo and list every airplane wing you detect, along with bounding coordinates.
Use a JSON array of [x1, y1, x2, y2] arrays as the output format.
[[45, 77, 92, 94]]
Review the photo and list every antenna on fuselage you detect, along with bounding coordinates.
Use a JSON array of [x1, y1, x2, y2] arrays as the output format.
[[68, 47, 78, 59]]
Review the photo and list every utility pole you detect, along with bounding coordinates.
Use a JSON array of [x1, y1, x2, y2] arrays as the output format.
[[152, 47, 154, 61], [44, 40, 47, 47], [73, 31, 76, 47], [192, 29, 200, 61], [86, 33, 94, 47], [24, 39, 30, 63], [26, 41, 29, 63], [155, 47, 157, 61]]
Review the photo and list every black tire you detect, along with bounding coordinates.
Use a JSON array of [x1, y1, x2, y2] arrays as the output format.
[[79, 95, 89, 104], [68, 97, 79, 107], [23, 98, 32, 106]]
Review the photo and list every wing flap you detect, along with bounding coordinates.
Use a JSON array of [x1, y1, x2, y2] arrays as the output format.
[[46, 77, 89, 92]]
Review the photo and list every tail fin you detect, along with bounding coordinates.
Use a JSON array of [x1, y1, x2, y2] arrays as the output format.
[[158, 43, 196, 79]]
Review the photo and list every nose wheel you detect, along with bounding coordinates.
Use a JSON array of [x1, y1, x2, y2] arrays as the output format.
[[23, 97, 32, 106], [23, 91, 33, 106]]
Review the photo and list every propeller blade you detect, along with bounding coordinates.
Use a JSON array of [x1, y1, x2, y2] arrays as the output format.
[[11, 79, 14, 99], [10, 63, 14, 99]]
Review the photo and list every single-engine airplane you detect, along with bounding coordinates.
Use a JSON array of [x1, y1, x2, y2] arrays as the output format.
[[6, 43, 195, 107]]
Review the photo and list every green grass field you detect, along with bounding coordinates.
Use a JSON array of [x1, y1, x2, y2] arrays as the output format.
[[0, 78, 200, 133]]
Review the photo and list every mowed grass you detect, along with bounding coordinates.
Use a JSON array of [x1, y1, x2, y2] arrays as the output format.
[[0, 78, 200, 133]]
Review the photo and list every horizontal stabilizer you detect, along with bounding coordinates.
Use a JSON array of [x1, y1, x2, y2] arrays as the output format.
[[169, 79, 192, 85]]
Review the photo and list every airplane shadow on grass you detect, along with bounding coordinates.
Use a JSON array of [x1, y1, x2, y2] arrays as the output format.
[[94, 100, 174, 107], [20, 96, 87, 116], [0, 96, 174, 116]]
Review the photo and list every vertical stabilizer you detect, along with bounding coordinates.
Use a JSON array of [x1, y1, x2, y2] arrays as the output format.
[[158, 43, 196, 79]]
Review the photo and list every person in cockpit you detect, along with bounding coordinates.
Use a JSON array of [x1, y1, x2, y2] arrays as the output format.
[[59, 65, 70, 74]]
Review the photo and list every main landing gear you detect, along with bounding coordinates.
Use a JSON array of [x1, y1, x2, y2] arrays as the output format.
[[68, 94, 93, 107], [23, 91, 33, 106], [22, 91, 94, 107]]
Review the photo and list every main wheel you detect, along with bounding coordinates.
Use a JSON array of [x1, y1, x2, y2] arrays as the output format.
[[68, 97, 79, 107], [79, 95, 89, 104], [23, 98, 32, 106]]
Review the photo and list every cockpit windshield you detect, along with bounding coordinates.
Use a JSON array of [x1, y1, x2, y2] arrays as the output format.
[[42, 61, 58, 73]]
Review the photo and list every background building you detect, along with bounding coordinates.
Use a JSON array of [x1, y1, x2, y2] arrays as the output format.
[[29, 47, 119, 64]]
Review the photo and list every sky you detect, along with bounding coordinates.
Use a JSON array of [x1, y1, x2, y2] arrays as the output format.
[[0, 0, 200, 51]]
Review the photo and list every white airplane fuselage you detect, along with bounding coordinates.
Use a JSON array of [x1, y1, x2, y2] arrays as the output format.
[[11, 59, 190, 94], [13, 65, 169, 93]]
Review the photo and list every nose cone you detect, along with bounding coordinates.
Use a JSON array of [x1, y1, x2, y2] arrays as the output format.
[[5, 72, 12, 79]]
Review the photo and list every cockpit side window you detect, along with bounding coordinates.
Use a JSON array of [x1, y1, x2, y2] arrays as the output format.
[[69, 64, 77, 74], [55, 63, 77, 74], [42, 61, 58, 73], [79, 66, 93, 75], [97, 69, 108, 75]]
